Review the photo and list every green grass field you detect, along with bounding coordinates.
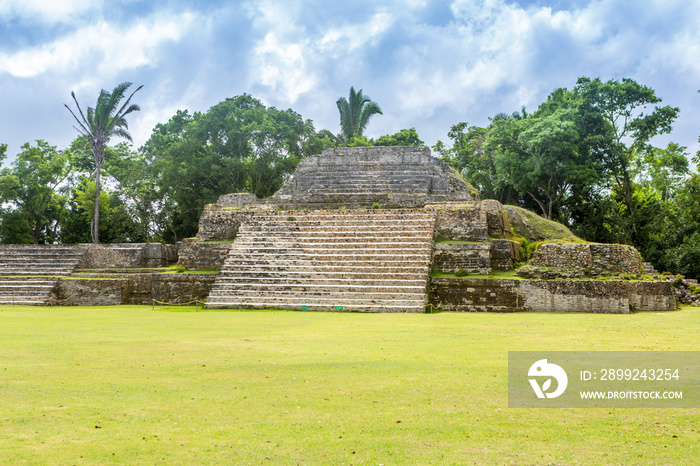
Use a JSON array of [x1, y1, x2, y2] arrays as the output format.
[[1, 305, 698, 464]]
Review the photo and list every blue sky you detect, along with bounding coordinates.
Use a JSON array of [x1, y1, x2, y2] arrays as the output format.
[[1, 0, 699, 163]]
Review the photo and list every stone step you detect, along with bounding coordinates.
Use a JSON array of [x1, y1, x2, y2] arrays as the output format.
[[227, 247, 432, 256], [226, 251, 431, 260], [209, 282, 425, 292], [206, 209, 436, 311], [0, 299, 48, 305], [205, 295, 426, 306], [0, 284, 55, 292], [204, 301, 425, 312], [219, 270, 424, 279], [222, 266, 428, 275], [223, 259, 431, 268], [235, 234, 433, 242], [212, 277, 425, 287], [0, 270, 73, 276]]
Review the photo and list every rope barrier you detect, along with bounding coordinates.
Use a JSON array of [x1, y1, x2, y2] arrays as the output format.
[[426, 303, 441, 314], [47, 296, 74, 307]]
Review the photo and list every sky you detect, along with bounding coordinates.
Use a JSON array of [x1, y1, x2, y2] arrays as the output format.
[[1, 0, 700, 164]]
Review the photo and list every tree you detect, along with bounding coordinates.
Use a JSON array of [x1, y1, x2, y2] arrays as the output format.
[[142, 95, 320, 242], [0, 141, 71, 244], [374, 128, 424, 146], [336, 87, 383, 140], [486, 109, 597, 219], [574, 77, 679, 241], [64, 82, 143, 244]]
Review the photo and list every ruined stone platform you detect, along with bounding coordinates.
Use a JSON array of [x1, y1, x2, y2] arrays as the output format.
[[197, 146, 676, 313], [267, 146, 477, 209]]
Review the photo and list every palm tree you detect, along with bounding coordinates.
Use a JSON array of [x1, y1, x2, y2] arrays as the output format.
[[336, 87, 383, 140], [65, 82, 143, 243]]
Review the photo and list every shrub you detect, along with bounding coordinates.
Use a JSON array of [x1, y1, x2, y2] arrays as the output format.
[[371, 203, 381, 210], [175, 265, 186, 274], [454, 270, 470, 277], [286, 216, 295, 221]]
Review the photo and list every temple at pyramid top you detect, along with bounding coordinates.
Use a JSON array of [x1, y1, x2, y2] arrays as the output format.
[[266, 146, 478, 209]]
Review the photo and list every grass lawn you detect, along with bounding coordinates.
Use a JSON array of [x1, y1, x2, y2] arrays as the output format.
[[0, 305, 698, 464]]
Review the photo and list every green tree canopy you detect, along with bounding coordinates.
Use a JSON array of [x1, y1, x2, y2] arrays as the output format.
[[142, 94, 320, 242], [0, 140, 71, 244]]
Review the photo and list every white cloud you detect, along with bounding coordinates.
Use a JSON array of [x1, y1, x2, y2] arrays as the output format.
[[0, 11, 199, 78], [0, 0, 103, 23]]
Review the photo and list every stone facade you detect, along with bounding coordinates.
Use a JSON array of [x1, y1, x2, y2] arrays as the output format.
[[430, 278, 675, 313], [78, 243, 177, 269], [177, 239, 232, 270], [54, 274, 217, 306], [431, 204, 489, 242], [490, 240, 521, 271], [267, 146, 477, 208], [432, 243, 491, 274], [196, 208, 259, 241], [430, 277, 520, 312], [530, 243, 644, 276]]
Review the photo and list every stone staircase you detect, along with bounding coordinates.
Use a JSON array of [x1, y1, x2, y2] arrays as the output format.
[[642, 262, 658, 275], [0, 245, 86, 305], [205, 209, 436, 312]]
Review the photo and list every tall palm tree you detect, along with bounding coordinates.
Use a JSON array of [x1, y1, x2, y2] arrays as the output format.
[[65, 82, 143, 243], [336, 87, 383, 140]]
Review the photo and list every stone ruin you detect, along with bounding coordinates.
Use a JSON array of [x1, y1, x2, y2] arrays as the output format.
[[0, 146, 683, 312], [190, 146, 676, 313]]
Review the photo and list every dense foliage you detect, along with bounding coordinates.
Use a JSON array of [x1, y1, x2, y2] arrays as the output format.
[[0, 79, 698, 278], [435, 77, 697, 277]]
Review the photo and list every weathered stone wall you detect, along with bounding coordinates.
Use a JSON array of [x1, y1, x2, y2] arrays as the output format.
[[196, 207, 259, 241], [78, 244, 177, 269], [429, 278, 676, 313], [217, 193, 257, 206], [177, 240, 231, 270], [480, 199, 511, 238], [152, 275, 217, 303], [520, 280, 630, 313], [54, 274, 217, 306], [490, 240, 520, 271], [429, 277, 520, 312], [626, 281, 676, 311], [432, 243, 491, 274], [54, 278, 125, 305], [267, 146, 477, 208], [432, 205, 488, 242], [532, 243, 644, 276]]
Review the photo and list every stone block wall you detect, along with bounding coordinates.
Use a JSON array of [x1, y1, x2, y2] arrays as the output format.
[[432, 205, 488, 242], [626, 282, 676, 311], [490, 240, 520, 271], [266, 146, 477, 208], [481, 199, 511, 238], [217, 193, 257, 206], [432, 243, 491, 274], [78, 244, 177, 269], [429, 277, 520, 312], [429, 278, 676, 313], [196, 207, 258, 241], [152, 275, 217, 303], [532, 243, 644, 276], [54, 278, 125, 305], [177, 240, 231, 270], [54, 274, 218, 306], [519, 280, 630, 313]]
